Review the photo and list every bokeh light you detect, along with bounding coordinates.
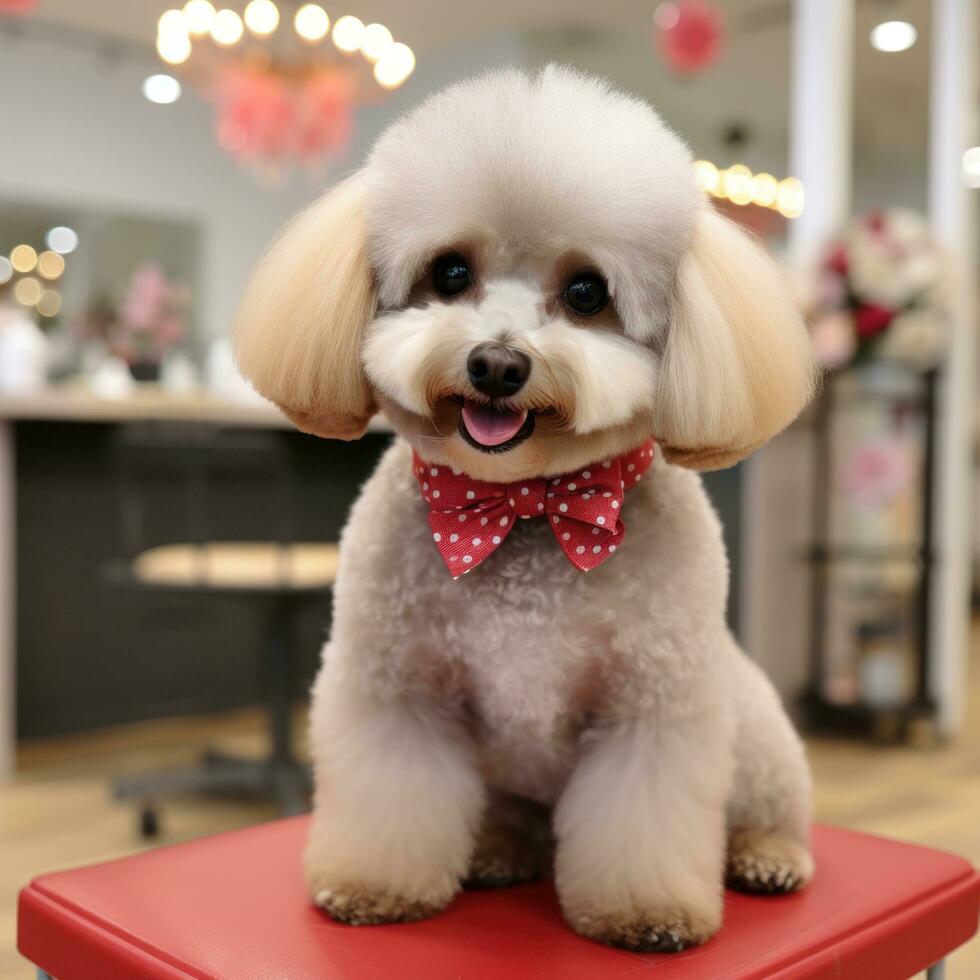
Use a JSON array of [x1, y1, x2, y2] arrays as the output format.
[[36, 289, 62, 318], [244, 0, 279, 37], [295, 4, 330, 42], [143, 74, 182, 105], [14, 275, 42, 307], [46, 227, 79, 254], [373, 42, 415, 88], [10, 244, 38, 273], [0, 256, 12, 285], [182, 0, 216, 36], [157, 31, 192, 64], [360, 23, 393, 63], [211, 8, 244, 45], [331, 14, 363, 51], [37, 251, 65, 280]]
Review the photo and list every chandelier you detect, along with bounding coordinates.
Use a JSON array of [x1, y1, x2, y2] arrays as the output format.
[[155, 1, 415, 177]]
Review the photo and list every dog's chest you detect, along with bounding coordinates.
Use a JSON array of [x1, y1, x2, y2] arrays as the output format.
[[433, 519, 610, 802]]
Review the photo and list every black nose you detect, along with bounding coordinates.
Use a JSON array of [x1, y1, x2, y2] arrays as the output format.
[[467, 343, 531, 399]]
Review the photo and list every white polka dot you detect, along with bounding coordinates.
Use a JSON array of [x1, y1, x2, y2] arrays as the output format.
[[481, 517, 488, 526], [593, 545, 602, 554], [432, 490, 440, 498], [458, 514, 467, 522], [582, 470, 591, 479], [635, 475, 642, 482], [492, 535, 501, 544], [609, 544, 617, 552], [472, 538, 482, 546], [602, 461, 611, 469], [537, 502, 544, 511], [417, 466, 424, 475], [431, 467, 439, 476], [562, 532, 570, 541], [596, 515, 606, 525], [433, 533, 442, 542], [521, 486, 529, 495], [592, 527, 600, 535], [466, 490, 475, 500], [547, 492, 555, 499], [522, 515, 530, 520], [509, 498, 515, 507], [575, 545, 585, 555], [423, 482, 429, 491], [611, 500, 619, 509], [603, 492, 612, 498], [499, 516, 508, 526], [581, 493, 590, 501], [552, 478, 561, 486], [553, 516, 560, 524], [627, 463, 635, 472], [567, 482, 577, 491], [450, 555, 457, 561], [559, 503, 568, 513], [450, 533, 459, 543], [462, 555, 472, 564], [620, 480, 625, 489]]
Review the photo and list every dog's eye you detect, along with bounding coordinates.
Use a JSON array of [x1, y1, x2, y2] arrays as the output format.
[[432, 253, 472, 297], [563, 272, 608, 316]]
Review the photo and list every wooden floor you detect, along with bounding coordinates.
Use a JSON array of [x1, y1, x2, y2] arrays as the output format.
[[3, 638, 979, 980]]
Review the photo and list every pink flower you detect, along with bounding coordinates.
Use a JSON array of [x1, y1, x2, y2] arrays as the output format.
[[842, 439, 912, 509]]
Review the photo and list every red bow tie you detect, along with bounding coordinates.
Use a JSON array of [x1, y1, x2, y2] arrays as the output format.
[[413, 440, 655, 578]]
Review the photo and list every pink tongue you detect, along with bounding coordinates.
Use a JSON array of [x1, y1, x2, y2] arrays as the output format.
[[461, 401, 528, 447]]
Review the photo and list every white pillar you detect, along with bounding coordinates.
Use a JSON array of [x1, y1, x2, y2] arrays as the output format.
[[742, 0, 853, 697], [787, 0, 854, 266], [928, 0, 977, 737]]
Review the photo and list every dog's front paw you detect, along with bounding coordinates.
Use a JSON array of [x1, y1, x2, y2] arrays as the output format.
[[565, 904, 719, 953], [313, 886, 450, 925], [726, 830, 814, 895]]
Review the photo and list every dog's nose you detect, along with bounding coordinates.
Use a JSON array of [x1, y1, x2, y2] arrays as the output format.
[[467, 343, 531, 399]]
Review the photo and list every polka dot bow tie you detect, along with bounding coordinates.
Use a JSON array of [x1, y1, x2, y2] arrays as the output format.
[[413, 439, 655, 578]]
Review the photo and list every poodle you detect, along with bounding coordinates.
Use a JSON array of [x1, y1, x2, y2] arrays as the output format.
[[234, 66, 817, 952]]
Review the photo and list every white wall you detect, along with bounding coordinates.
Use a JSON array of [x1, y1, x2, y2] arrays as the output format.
[[0, 30, 520, 340]]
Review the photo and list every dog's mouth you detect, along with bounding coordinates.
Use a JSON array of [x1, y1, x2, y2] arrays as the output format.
[[458, 399, 535, 454]]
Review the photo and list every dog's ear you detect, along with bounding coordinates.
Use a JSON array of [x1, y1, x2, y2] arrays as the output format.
[[234, 174, 376, 440], [654, 208, 816, 470]]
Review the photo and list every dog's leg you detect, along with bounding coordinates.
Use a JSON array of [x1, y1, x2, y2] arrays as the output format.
[[304, 666, 485, 925], [554, 710, 734, 952], [465, 792, 553, 888], [725, 649, 814, 895]]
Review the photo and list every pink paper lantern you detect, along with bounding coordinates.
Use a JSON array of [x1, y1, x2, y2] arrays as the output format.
[[655, 0, 725, 75]]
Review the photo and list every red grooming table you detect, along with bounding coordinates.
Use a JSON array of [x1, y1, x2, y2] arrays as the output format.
[[18, 818, 980, 980]]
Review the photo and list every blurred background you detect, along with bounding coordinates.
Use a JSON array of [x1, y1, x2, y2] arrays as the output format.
[[0, 0, 977, 976]]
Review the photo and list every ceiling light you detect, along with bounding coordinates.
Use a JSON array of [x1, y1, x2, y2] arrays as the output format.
[[143, 74, 182, 104], [870, 20, 917, 53], [45, 226, 79, 254]]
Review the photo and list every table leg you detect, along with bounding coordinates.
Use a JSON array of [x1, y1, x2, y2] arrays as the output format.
[[0, 420, 15, 780]]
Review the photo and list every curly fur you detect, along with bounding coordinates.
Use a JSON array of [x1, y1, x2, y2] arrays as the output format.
[[234, 66, 816, 951]]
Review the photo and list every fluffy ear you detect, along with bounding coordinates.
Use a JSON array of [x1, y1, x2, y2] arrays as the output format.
[[654, 208, 816, 470], [234, 174, 376, 440]]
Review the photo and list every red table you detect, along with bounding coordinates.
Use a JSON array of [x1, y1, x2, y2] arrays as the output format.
[[18, 818, 980, 980]]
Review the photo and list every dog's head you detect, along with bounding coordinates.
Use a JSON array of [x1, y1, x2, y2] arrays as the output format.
[[235, 67, 815, 480]]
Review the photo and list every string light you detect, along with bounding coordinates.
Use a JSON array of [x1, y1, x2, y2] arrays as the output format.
[[244, 0, 279, 37], [10, 244, 37, 273], [694, 160, 805, 218], [182, 0, 215, 36], [0, 257, 12, 285], [374, 42, 415, 88], [157, 31, 191, 64], [143, 73, 182, 104], [361, 23, 394, 62], [332, 14, 364, 51], [211, 8, 244, 45], [295, 4, 330, 42]]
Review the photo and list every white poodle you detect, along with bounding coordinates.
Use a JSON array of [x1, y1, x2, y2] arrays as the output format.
[[234, 66, 817, 952]]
